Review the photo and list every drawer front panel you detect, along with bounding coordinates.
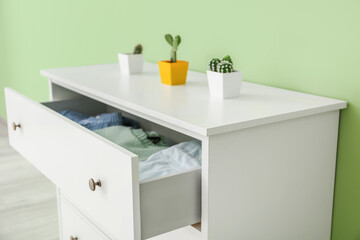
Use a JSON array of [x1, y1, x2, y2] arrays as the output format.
[[60, 196, 110, 240], [5, 88, 141, 240]]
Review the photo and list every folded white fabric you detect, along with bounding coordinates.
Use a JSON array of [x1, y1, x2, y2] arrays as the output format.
[[139, 140, 202, 182]]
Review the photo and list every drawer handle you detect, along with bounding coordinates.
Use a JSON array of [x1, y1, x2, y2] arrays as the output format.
[[12, 122, 21, 131], [89, 178, 102, 191], [70, 236, 78, 240]]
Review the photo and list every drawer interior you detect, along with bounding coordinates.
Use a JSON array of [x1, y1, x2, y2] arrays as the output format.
[[43, 97, 196, 146], [43, 96, 201, 181]]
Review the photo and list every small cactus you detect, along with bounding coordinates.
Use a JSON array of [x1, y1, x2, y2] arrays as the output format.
[[217, 61, 234, 73], [165, 34, 181, 62], [222, 55, 233, 64], [208, 58, 221, 72], [133, 44, 143, 54]]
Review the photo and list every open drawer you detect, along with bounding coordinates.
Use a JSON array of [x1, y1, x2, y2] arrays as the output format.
[[5, 88, 201, 240]]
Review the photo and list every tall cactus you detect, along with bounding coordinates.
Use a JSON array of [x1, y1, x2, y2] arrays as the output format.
[[165, 34, 181, 63], [133, 44, 143, 54]]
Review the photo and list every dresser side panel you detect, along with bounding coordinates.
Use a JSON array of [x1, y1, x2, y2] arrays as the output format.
[[206, 111, 340, 240]]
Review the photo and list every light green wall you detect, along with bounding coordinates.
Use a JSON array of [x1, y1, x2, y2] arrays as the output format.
[[1, 0, 359, 238]]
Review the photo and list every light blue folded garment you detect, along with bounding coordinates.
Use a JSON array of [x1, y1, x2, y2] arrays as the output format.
[[139, 140, 202, 182], [59, 110, 140, 130]]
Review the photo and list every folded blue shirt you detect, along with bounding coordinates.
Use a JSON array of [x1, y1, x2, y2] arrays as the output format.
[[59, 110, 139, 131]]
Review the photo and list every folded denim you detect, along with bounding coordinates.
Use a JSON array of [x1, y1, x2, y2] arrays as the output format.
[[58, 110, 139, 130]]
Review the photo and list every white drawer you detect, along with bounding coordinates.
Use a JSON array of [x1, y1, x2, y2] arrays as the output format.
[[59, 196, 110, 240], [5, 88, 201, 240]]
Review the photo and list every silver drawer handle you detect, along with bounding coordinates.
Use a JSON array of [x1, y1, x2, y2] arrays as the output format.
[[12, 122, 21, 131], [89, 178, 102, 191], [70, 236, 78, 240]]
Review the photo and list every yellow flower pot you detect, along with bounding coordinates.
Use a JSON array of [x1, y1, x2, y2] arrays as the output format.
[[158, 60, 189, 85]]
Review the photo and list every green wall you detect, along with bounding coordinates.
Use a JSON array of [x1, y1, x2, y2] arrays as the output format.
[[1, 0, 359, 238]]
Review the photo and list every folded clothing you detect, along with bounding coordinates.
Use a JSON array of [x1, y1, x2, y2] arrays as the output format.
[[94, 125, 168, 162], [59, 110, 139, 131], [139, 140, 202, 182], [59, 110, 202, 182]]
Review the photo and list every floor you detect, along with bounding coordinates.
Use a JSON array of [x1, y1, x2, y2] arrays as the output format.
[[0, 120, 59, 240]]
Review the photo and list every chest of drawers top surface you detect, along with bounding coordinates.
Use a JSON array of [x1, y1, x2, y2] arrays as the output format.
[[41, 62, 346, 136]]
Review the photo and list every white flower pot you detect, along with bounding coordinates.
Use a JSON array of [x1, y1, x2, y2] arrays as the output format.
[[118, 53, 144, 75], [207, 70, 243, 99]]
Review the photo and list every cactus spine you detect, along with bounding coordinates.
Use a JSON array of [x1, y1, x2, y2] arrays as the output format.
[[208, 58, 221, 72], [217, 60, 234, 73], [133, 44, 143, 54], [165, 34, 181, 63]]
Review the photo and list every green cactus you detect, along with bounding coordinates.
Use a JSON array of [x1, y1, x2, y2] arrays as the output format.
[[133, 44, 143, 54], [165, 34, 181, 63], [217, 60, 234, 73], [209, 58, 221, 72], [222, 55, 233, 64]]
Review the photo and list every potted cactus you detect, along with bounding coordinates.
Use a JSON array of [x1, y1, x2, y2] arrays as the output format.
[[118, 44, 144, 75], [207, 55, 243, 99], [158, 34, 189, 85]]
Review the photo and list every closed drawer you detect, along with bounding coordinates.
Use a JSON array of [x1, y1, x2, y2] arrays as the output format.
[[59, 196, 110, 240], [5, 88, 201, 240]]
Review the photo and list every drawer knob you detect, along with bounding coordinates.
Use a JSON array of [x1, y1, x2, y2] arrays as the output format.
[[89, 178, 102, 191], [12, 122, 21, 131], [70, 236, 78, 240]]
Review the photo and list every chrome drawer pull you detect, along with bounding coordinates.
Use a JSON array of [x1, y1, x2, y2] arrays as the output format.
[[89, 178, 102, 191], [70, 236, 78, 240], [12, 122, 21, 131]]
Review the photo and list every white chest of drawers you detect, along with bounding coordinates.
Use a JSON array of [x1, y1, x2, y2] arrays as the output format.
[[5, 62, 346, 240]]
